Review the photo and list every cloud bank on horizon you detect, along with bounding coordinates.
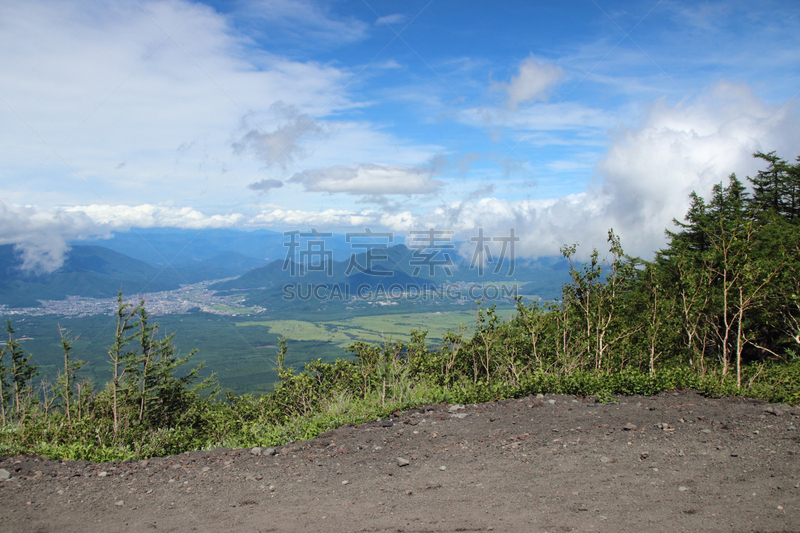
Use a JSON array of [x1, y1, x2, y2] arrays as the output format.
[[1, 0, 799, 272]]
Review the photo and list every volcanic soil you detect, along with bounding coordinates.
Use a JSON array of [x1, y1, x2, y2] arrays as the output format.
[[1, 390, 799, 533]]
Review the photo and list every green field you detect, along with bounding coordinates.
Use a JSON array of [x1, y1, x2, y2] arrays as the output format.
[[237, 309, 487, 348]]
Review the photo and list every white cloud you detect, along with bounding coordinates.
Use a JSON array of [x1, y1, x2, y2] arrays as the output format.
[[250, 208, 376, 228], [66, 204, 244, 230], [380, 211, 415, 232], [288, 163, 443, 195], [458, 101, 613, 135], [0, 204, 102, 274], [499, 54, 564, 109], [387, 83, 800, 260], [375, 14, 408, 26], [0, 0, 354, 207], [239, 0, 369, 45], [590, 82, 800, 255]]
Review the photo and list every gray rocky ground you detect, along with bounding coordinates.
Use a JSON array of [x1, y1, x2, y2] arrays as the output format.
[[1, 390, 799, 532]]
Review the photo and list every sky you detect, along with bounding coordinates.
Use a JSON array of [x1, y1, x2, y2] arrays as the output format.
[[1, 0, 799, 272]]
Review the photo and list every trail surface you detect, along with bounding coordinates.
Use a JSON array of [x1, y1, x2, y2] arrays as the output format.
[[2, 391, 799, 532]]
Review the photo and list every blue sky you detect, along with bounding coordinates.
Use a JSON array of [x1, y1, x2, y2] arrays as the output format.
[[1, 0, 799, 271]]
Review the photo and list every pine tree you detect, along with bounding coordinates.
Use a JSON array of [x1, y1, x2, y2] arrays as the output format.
[[56, 326, 85, 424], [0, 321, 39, 421]]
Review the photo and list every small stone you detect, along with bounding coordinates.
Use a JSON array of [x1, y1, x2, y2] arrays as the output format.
[[679, 486, 689, 492], [396, 457, 410, 467], [640, 452, 649, 460], [405, 490, 412, 495], [263, 447, 277, 456], [0, 469, 10, 481], [439, 466, 446, 471], [269, 485, 276, 492], [547, 399, 556, 405], [535, 394, 544, 399], [250, 447, 262, 456], [138, 460, 149, 467], [447, 404, 465, 412], [341, 480, 349, 485], [450, 413, 468, 419], [701, 429, 711, 434], [600, 456, 612, 463], [623, 423, 637, 431], [98, 471, 108, 477], [115, 500, 124, 506], [381, 420, 394, 428], [765, 406, 785, 416], [202, 467, 211, 472]]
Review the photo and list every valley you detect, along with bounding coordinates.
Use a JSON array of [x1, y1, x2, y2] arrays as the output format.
[[0, 230, 554, 395]]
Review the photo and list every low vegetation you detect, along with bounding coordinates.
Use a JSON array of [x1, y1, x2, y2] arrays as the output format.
[[1, 152, 798, 462]]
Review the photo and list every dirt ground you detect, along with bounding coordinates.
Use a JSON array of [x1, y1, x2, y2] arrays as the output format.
[[1, 390, 799, 533]]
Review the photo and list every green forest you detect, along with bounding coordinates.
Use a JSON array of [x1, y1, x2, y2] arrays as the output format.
[[1, 152, 798, 462]]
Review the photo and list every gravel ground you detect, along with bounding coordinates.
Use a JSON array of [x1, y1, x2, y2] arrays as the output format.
[[1, 390, 799, 532]]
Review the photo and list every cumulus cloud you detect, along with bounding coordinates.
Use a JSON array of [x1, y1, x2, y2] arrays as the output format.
[[499, 55, 564, 109], [67, 204, 245, 230], [248, 179, 284, 193], [380, 211, 415, 232], [588, 82, 800, 255], [288, 163, 443, 195], [0, 204, 103, 274], [384, 83, 800, 260], [250, 208, 376, 228], [0, 202, 250, 273]]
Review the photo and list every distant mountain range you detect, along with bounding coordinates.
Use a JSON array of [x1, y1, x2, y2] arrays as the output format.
[[0, 244, 185, 307], [0, 229, 572, 308], [212, 243, 571, 306], [79, 228, 352, 266]]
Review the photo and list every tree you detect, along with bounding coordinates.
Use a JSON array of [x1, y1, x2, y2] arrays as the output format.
[[107, 294, 142, 439], [0, 321, 39, 422], [106, 293, 212, 441], [749, 151, 798, 220], [559, 231, 642, 372], [56, 326, 85, 424]]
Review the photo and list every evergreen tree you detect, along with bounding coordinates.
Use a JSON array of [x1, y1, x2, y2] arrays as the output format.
[[748, 151, 800, 221], [0, 321, 39, 421]]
